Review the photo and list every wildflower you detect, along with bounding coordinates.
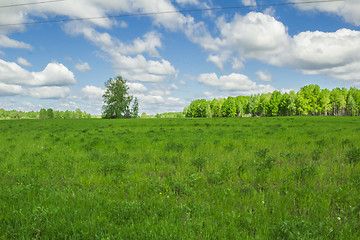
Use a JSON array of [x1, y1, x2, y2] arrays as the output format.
[[160, 192, 162, 195], [262, 201, 265, 204], [167, 195, 169, 198], [337, 217, 341, 221]]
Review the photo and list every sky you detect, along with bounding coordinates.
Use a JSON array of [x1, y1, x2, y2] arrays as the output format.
[[1, 0, 360, 115]]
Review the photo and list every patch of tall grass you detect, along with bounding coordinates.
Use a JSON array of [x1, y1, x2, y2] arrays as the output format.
[[0, 117, 359, 239]]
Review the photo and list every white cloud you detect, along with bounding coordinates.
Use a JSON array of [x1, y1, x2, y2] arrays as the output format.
[[110, 54, 177, 82], [242, 0, 256, 6], [0, 35, 32, 49], [0, 82, 24, 96], [75, 62, 91, 72], [118, 21, 128, 28], [17, 57, 32, 67], [64, 23, 177, 82], [128, 82, 148, 93], [194, 11, 360, 82], [27, 86, 71, 99], [81, 85, 104, 99], [198, 73, 275, 95], [134, 93, 187, 114], [175, 0, 200, 5], [31, 63, 76, 86], [0, 60, 76, 86], [217, 12, 290, 65], [289, 0, 360, 26], [207, 53, 229, 70], [256, 70, 272, 82]]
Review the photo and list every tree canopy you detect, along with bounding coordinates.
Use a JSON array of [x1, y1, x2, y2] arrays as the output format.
[[185, 84, 360, 118], [102, 76, 139, 119]]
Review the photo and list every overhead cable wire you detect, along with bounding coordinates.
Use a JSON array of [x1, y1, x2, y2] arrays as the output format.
[[0, 0, 344, 27], [0, 0, 66, 9]]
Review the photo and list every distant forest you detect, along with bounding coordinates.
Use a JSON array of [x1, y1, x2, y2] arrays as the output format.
[[185, 85, 360, 118], [0, 108, 92, 119]]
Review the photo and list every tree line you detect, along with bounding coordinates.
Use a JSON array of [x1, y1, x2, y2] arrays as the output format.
[[185, 85, 360, 118], [0, 108, 92, 119]]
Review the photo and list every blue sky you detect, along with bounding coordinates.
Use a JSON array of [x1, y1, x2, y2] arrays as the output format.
[[1, 0, 360, 115]]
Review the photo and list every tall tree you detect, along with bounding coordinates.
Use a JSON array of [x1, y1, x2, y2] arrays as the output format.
[[269, 91, 282, 116], [347, 94, 358, 116], [102, 76, 136, 119], [319, 89, 331, 116], [39, 108, 47, 119], [131, 97, 139, 118]]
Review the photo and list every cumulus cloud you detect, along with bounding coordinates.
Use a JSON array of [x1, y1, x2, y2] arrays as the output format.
[[289, 0, 360, 26], [196, 11, 360, 82], [75, 62, 91, 72], [0, 60, 76, 86], [128, 82, 148, 93], [134, 93, 187, 114], [28, 86, 71, 99], [17, 57, 32, 67], [81, 85, 104, 99], [256, 70, 272, 82], [198, 73, 275, 95], [288, 29, 360, 80], [0, 82, 24, 96]]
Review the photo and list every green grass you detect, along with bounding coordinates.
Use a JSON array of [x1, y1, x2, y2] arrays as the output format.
[[0, 117, 360, 239]]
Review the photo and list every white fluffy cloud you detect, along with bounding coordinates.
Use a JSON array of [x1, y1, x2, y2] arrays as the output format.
[[0, 82, 24, 96], [289, 28, 360, 80], [81, 85, 105, 99], [0, 60, 76, 86], [128, 82, 148, 93], [217, 12, 289, 66], [75, 62, 91, 72], [17, 57, 32, 67], [198, 11, 360, 82], [198, 73, 275, 95], [290, 0, 360, 26], [256, 70, 272, 82], [28, 87, 71, 99]]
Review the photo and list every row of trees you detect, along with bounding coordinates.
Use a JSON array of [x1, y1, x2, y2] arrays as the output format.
[[185, 85, 360, 118], [0, 108, 91, 119]]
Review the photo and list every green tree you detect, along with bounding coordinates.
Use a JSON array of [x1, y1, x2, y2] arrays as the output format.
[[102, 76, 135, 119], [47, 108, 54, 119], [268, 91, 282, 116], [131, 97, 139, 118], [347, 94, 358, 116], [330, 88, 346, 116], [75, 108, 83, 119], [222, 97, 236, 117], [205, 102, 212, 118], [39, 108, 47, 119], [287, 90, 297, 116], [319, 89, 331, 116]]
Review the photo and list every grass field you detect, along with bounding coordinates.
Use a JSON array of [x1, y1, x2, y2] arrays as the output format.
[[0, 117, 360, 239]]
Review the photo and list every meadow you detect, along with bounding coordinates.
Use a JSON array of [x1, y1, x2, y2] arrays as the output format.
[[0, 117, 359, 239]]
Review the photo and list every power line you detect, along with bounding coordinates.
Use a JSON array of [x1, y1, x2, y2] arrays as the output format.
[[0, 0, 344, 27], [0, 0, 66, 9]]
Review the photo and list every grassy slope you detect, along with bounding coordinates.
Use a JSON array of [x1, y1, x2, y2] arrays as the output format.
[[0, 117, 359, 239]]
